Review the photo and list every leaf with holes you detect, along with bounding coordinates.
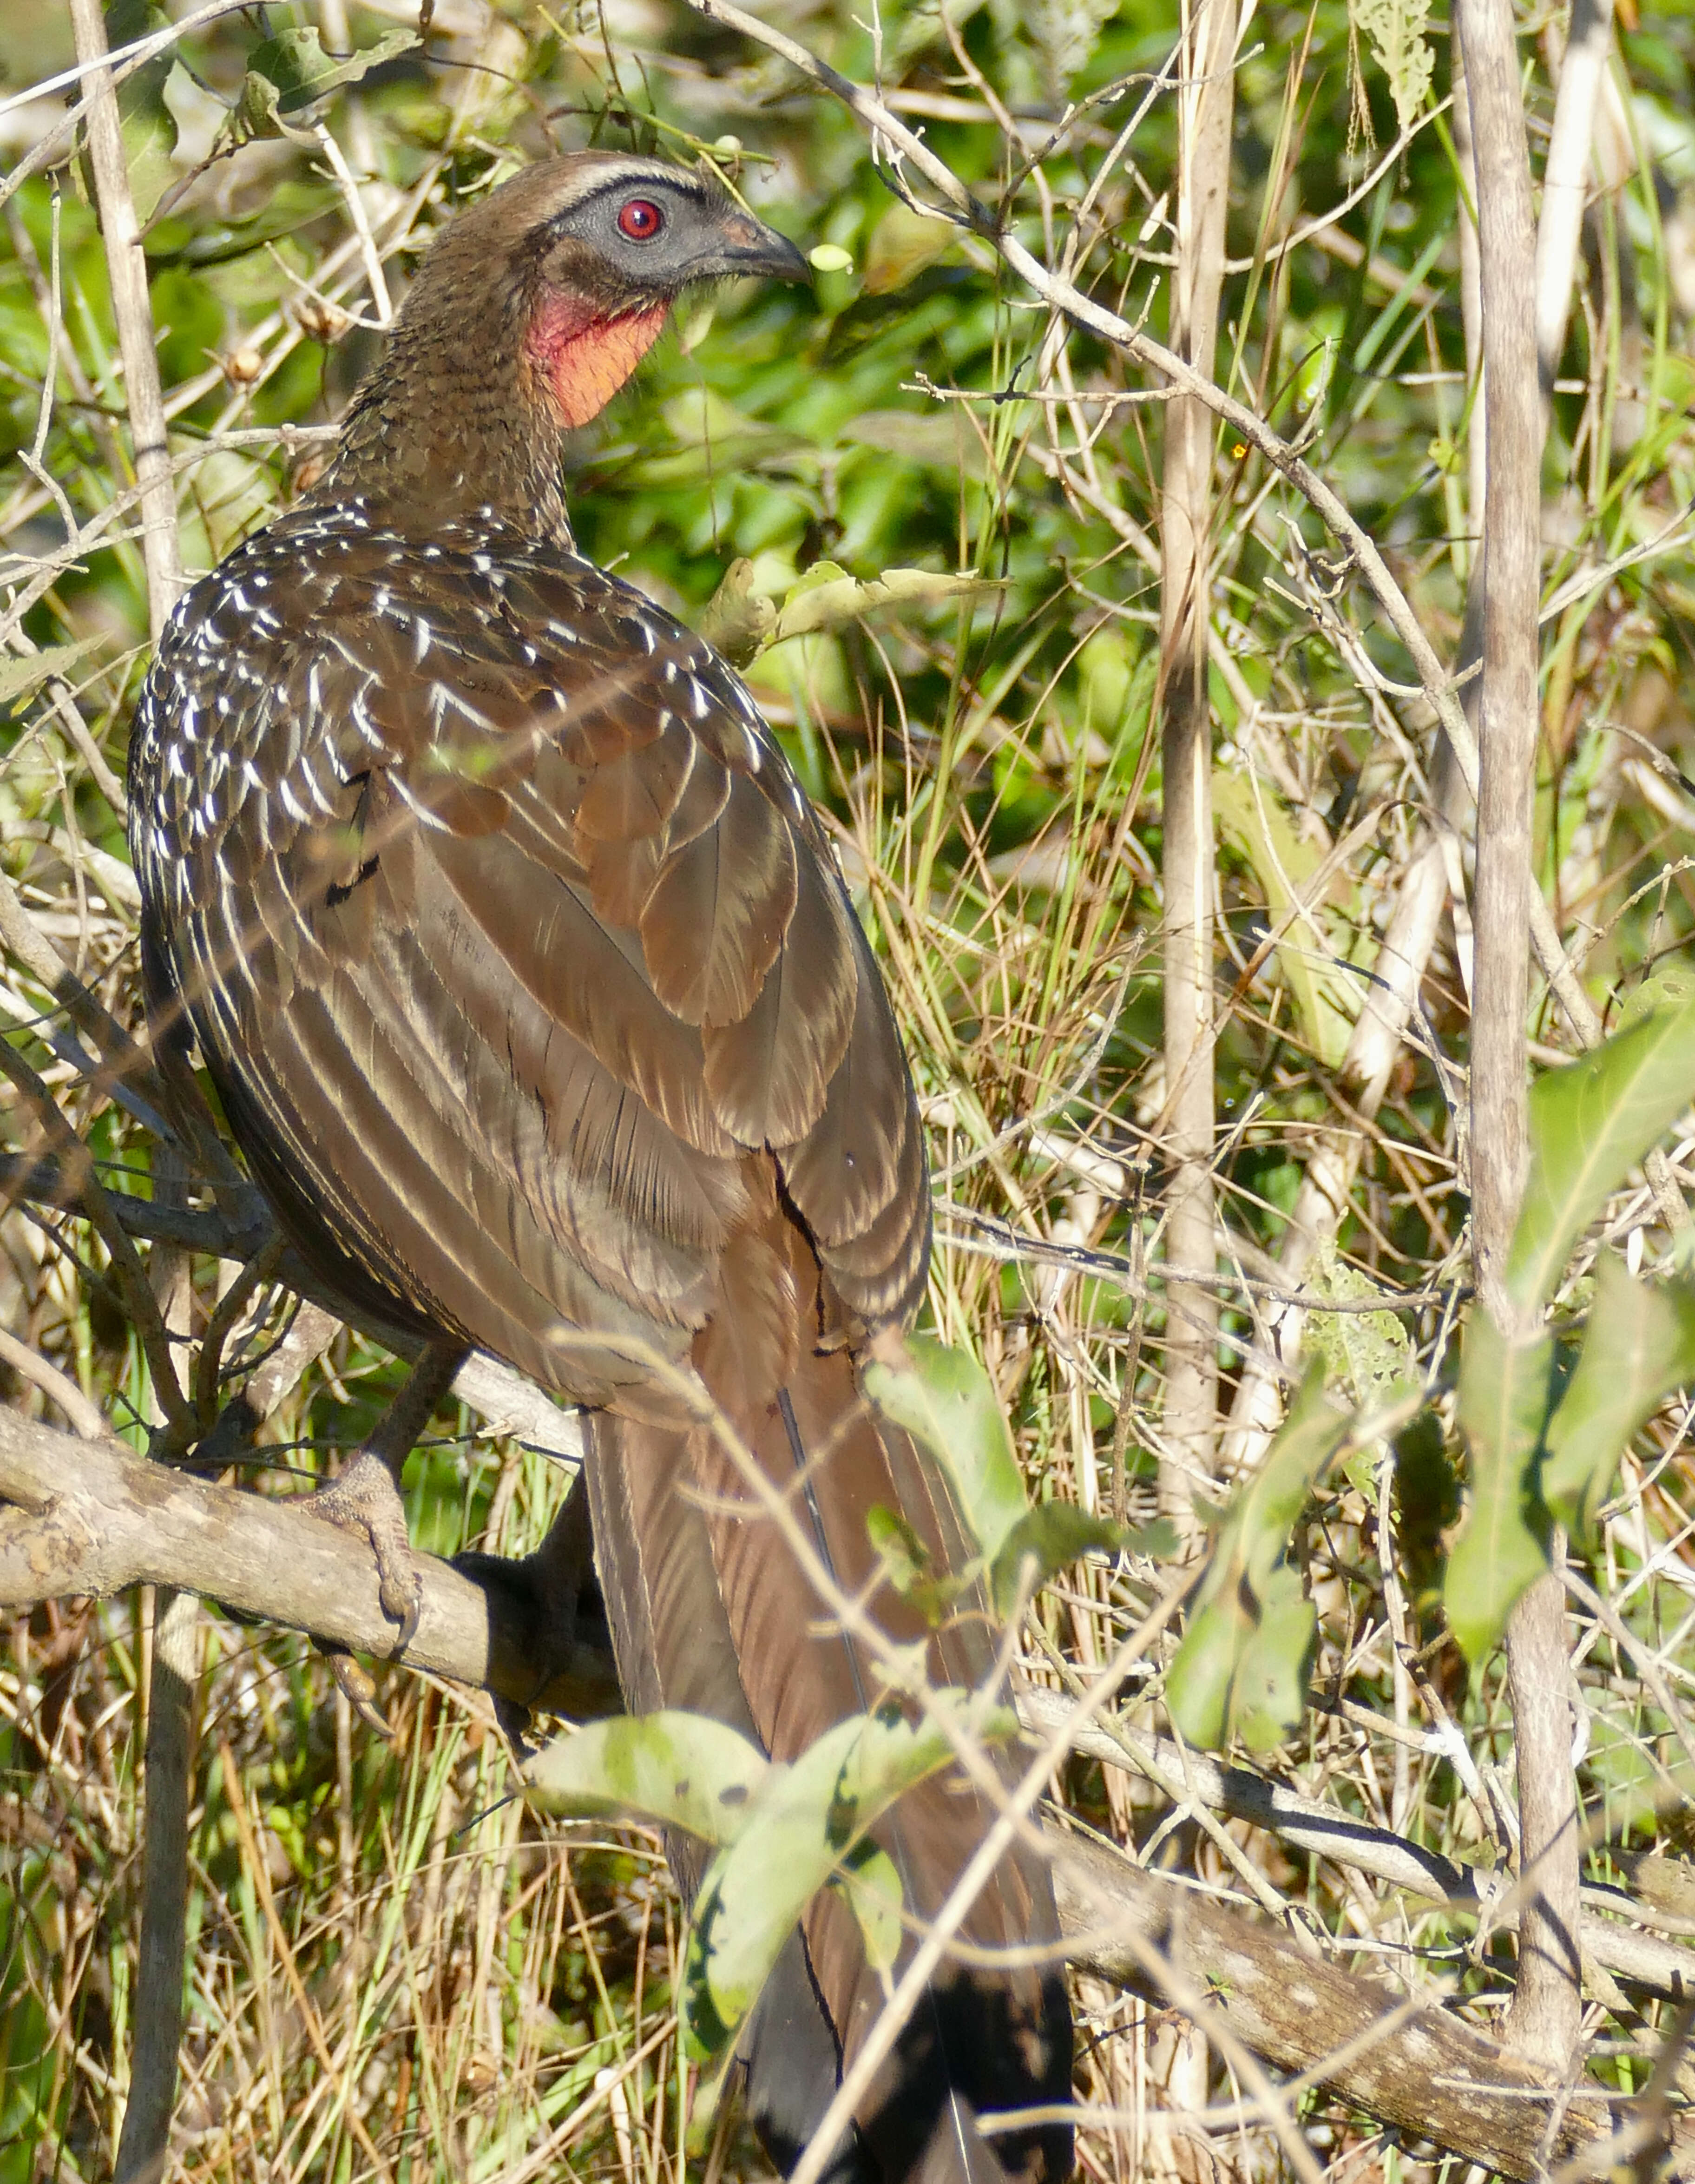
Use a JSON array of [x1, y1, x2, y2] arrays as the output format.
[[1350, 0, 1434, 136]]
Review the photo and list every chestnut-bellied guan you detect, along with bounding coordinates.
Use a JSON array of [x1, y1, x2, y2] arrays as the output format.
[[129, 153, 1071, 2184]]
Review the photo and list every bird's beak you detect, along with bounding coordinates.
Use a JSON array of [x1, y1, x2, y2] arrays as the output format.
[[702, 208, 812, 285]]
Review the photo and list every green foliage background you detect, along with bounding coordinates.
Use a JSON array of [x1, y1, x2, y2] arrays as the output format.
[[2, 0, 1695, 2177]]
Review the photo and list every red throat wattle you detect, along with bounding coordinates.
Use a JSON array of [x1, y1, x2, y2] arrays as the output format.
[[524, 294, 670, 428]]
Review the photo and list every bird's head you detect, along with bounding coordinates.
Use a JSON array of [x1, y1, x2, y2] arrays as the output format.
[[323, 152, 809, 526]]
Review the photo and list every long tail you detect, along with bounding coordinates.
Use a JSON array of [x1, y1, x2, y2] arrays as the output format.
[[585, 1290, 1072, 2182]]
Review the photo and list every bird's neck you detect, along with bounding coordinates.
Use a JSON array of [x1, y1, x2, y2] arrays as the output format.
[[317, 283, 669, 540]]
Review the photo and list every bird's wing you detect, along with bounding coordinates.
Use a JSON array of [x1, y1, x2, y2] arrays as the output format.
[[131, 506, 926, 1407]]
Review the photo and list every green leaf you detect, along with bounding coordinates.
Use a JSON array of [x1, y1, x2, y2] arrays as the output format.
[[862, 1335, 1027, 1564], [861, 200, 954, 294], [223, 26, 419, 147], [989, 1503, 1175, 1618], [1615, 958, 1695, 1039], [1508, 1001, 1695, 1310], [0, 638, 104, 710], [696, 557, 775, 670], [772, 567, 998, 646], [836, 1838, 904, 1972], [1542, 1257, 1695, 1544], [682, 1694, 1014, 2059], [102, 1, 179, 224], [638, 388, 812, 487], [841, 410, 989, 483], [866, 1503, 976, 1625], [1165, 1365, 1349, 1750], [523, 1712, 767, 1845], [1445, 1315, 1559, 1664], [1302, 1243, 1419, 1412], [1213, 769, 1355, 1068]]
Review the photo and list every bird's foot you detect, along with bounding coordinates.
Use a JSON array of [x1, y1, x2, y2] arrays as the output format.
[[298, 1445, 423, 1655]]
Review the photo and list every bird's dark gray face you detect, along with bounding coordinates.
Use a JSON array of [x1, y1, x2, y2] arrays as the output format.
[[535, 164, 811, 305]]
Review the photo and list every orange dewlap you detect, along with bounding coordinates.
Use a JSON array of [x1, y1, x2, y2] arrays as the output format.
[[525, 296, 670, 428]]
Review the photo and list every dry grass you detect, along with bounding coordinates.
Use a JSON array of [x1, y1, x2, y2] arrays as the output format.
[[4, 0, 1695, 2177]]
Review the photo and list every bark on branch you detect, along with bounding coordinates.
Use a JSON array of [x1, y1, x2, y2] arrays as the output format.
[[6, 1406, 1689, 2177]]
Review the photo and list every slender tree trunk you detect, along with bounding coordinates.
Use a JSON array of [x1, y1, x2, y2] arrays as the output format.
[[1157, 0, 1235, 1544], [1455, 0, 1583, 2076], [68, 5, 192, 2169]]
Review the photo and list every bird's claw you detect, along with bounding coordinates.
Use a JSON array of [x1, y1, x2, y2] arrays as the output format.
[[300, 1446, 422, 1655]]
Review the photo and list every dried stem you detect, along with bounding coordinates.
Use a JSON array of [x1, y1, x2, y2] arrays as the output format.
[[0, 1403, 1676, 2177], [66, 0, 184, 634], [60, 13, 189, 2167], [1156, 0, 1235, 1538], [1456, 0, 1583, 2074]]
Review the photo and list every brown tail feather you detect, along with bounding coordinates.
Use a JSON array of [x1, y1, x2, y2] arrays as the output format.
[[585, 1202, 1072, 2184]]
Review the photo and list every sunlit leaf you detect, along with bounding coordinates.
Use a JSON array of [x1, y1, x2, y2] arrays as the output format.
[[682, 1693, 1015, 2059], [1303, 1244, 1418, 1411], [990, 1502, 1174, 1617], [862, 1335, 1027, 1564], [223, 26, 420, 147], [1213, 768, 1355, 1068], [0, 638, 104, 710], [836, 1838, 904, 1972], [100, 0, 179, 224], [771, 566, 998, 646], [1542, 1257, 1695, 1544], [1507, 1001, 1695, 1309], [524, 1711, 767, 1845], [1349, 0, 1435, 135], [696, 557, 775, 669], [1444, 1315, 1558, 1664], [1166, 1365, 1349, 1750]]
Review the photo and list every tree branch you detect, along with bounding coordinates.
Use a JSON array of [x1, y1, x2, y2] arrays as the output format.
[[6, 1404, 1692, 2179]]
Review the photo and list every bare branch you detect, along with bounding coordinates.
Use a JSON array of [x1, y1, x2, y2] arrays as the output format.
[[66, 0, 184, 634], [1155, 0, 1233, 1540], [3, 1406, 1680, 2177]]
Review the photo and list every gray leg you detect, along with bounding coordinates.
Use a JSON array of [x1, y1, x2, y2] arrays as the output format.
[[302, 1336, 469, 1655]]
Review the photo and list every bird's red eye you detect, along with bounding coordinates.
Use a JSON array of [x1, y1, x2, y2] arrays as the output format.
[[617, 198, 664, 241]]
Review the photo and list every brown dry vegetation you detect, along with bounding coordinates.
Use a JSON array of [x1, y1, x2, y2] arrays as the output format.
[[3, 0, 1695, 2179]]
